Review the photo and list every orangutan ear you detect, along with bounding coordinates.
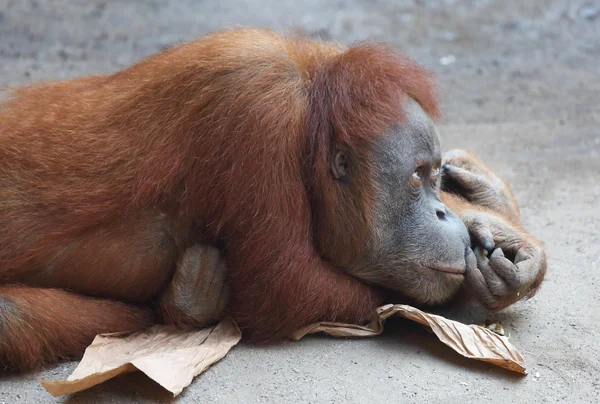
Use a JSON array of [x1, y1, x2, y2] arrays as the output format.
[[331, 147, 350, 180]]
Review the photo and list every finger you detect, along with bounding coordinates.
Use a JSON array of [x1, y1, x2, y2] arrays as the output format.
[[488, 248, 520, 288], [474, 247, 509, 297], [514, 247, 529, 265], [464, 248, 496, 307], [514, 246, 541, 286], [469, 218, 495, 251], [465, 246, 478, 271], [442, 149, 475, 167], [442, 164, 489, 193], [465, 248, 493, 301], [494, 244, 540, 287]]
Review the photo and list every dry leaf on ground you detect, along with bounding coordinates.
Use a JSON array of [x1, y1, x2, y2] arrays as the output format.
[[41, 318, 241, 397], [41, 304, 526, 398], [292, 304, 526, 374]]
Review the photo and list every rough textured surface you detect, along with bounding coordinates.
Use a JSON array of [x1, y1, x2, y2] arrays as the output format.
[[1, 0, 599, 402]]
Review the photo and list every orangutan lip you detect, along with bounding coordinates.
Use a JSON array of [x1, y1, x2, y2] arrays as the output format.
[[425, 265, 466, 275]]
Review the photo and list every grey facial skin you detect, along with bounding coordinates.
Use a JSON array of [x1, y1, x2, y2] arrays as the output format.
[[347, 98, 471, 304]]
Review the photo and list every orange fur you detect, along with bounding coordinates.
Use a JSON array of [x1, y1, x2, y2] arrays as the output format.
[[0, 286, 154, 371], [0, 28, 440, 369]]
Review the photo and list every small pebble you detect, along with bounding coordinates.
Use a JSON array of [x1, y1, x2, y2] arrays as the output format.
[[485, 323, 506, 336], [439, 55, 456, 66]]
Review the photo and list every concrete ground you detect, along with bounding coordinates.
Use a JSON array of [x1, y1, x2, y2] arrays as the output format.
[[1, 0, 599, 402]]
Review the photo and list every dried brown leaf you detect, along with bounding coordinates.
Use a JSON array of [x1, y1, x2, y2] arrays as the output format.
[[292, 304, 526, 374], [40, 303, 526, 398], [41, 318, 241, 397]]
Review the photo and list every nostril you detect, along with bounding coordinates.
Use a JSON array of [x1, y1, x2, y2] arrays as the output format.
[[436, 209, 446, 220]]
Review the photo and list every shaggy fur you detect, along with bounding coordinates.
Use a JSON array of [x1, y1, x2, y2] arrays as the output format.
[[0, 28, 439, 370]]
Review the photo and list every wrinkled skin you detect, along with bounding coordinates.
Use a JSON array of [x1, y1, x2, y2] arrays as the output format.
[[164, 101, 546, 324], [441, 150, 547, 311], [344, 99, 471, 304], [443, 149, 521, 224]]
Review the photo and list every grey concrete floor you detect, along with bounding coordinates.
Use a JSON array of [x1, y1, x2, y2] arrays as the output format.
[[1, 0, 599, 402]]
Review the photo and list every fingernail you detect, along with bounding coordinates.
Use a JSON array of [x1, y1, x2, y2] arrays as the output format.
[[484, 240, 494, 251], [491, 248, 505, 258], [465, 246, 473, 256]]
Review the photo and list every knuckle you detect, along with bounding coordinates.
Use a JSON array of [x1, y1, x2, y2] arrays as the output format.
[[513, 273, 527, 289], [474, 174, 490, 186], [470, 215, 486, 227], [489, 284, 506, 298]]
